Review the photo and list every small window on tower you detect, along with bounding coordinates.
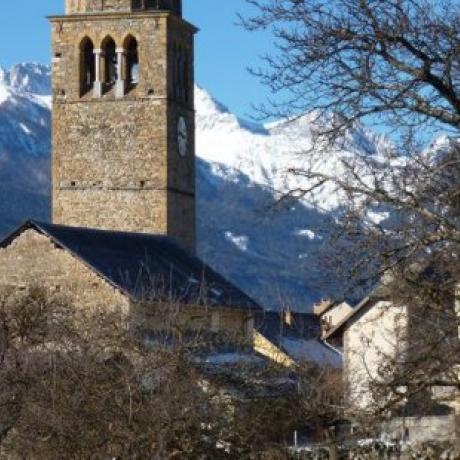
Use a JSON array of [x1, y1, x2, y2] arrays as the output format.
[[145, 0, 158, 9], [132, 0, 143, 10], [183, 52, 190, 103], [172, 44, 178, 99], [79, 37, 95, 96], [178, 48, 186, 102]]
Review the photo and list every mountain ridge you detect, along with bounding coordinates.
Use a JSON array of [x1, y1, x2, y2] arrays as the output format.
[[0, 63, 388, 311]]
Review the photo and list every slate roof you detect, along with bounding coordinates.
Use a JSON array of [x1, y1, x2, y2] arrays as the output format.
[[0, 221, 262, 311], [256, 311, 321, 343], [256, 311, 342, 368]]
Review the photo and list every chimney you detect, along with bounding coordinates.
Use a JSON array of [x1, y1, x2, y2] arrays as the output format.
[[284, 310, 293, 327], [313, 298, 334, 317]]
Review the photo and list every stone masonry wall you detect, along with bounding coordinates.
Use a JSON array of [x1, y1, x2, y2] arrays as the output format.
[[134, 303, 252, 338], [50, 12, 196, 251], [66, 0, 131, 14], [0, 229, 129, 313], [65, 0, 182, 15], [0, 229, 251, 337]]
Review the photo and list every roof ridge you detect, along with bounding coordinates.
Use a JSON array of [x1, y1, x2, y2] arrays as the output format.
[[0, 221, 262, 312]]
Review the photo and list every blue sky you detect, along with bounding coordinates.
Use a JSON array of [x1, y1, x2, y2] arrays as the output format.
[[0, 0, 273, 120]]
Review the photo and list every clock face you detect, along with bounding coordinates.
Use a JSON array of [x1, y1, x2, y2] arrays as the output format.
[[177, 116, 188, 157]]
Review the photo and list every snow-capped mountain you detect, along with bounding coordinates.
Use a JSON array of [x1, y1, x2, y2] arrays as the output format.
[[0, 64, 51, 235], [0, 63, 387, 311]]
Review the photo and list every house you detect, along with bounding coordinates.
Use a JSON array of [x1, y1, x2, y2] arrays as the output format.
[[254, 310, 342, 369], [324, 283, 460, 442]]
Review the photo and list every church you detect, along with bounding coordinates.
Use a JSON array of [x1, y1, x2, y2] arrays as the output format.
[[0, 0, 342, 373], [0, 0, 263, 339]]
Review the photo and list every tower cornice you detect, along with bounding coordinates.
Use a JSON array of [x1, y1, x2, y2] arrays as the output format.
[[48, 12, 198, 34]]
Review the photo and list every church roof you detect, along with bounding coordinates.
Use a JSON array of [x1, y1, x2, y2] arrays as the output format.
[[0, 221, 262, 312]]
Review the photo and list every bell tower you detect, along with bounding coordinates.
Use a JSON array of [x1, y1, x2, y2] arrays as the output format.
[[49, 0, 197, 252]]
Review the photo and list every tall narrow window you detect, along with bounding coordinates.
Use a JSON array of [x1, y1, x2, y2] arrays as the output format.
[[102, 36, 117, 88], [184, 53, 189, 103], [172, 43, 178, 100], [80, 37, 95, 96], [178, 48, 185, 101], [124, 36, 139, 87], [172, 45, 189, 103]]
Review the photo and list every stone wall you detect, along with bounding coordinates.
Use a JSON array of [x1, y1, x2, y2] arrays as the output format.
[[0, 229, 129, 313], [288, 440, 460, 459], [384, 415, 457, 444], [134, 302, 253, 338], [50, 11, 196, 251], [66, 0, 131, 14], [0, 228, 253, 338], [65, 0, 182, 15]]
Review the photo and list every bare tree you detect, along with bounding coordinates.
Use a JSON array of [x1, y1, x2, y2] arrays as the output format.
[[243, 0, 460, 138], [242, 0, 460, 275], [0, 287, 344, 459], [242, 0, 460, 440], [0, 287, 240, 458]]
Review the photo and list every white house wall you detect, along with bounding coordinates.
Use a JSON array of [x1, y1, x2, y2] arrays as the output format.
[[344, 301, 408, 412]]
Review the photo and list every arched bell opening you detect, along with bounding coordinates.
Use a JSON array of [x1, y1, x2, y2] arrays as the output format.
[[101, 36, 117, 91], [124, 35, 139, 90], [79, 37, 95, 96]]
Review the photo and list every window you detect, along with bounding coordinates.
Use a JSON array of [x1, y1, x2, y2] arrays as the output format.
[[80, 37, 95, 96], [183, 54, 190, 103], [145, 0, 158, 9], [101, 36, 117, 88], [172, 44, 179, 99], [132, 0, 143, 9], [132, 0, 158, 9], [178, 50, 185, 101], [124, 35, 139, 87], [173, 45, 189, 103], [132, 0, 182, 14]]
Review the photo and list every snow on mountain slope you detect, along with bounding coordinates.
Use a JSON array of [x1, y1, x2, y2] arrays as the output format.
[[195, 86, 391, 309], [0, 69, 10, 104], [196, 86, 391, 212], [0, 64, 51, 237], [0, 64, 387, 311]]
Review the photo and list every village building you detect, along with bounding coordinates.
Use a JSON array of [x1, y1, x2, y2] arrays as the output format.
[[0, 9, 346, 452], [324, 286, 460, 443]]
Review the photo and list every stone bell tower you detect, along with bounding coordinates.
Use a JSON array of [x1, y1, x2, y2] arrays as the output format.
[[49, 0, 197, 252]]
